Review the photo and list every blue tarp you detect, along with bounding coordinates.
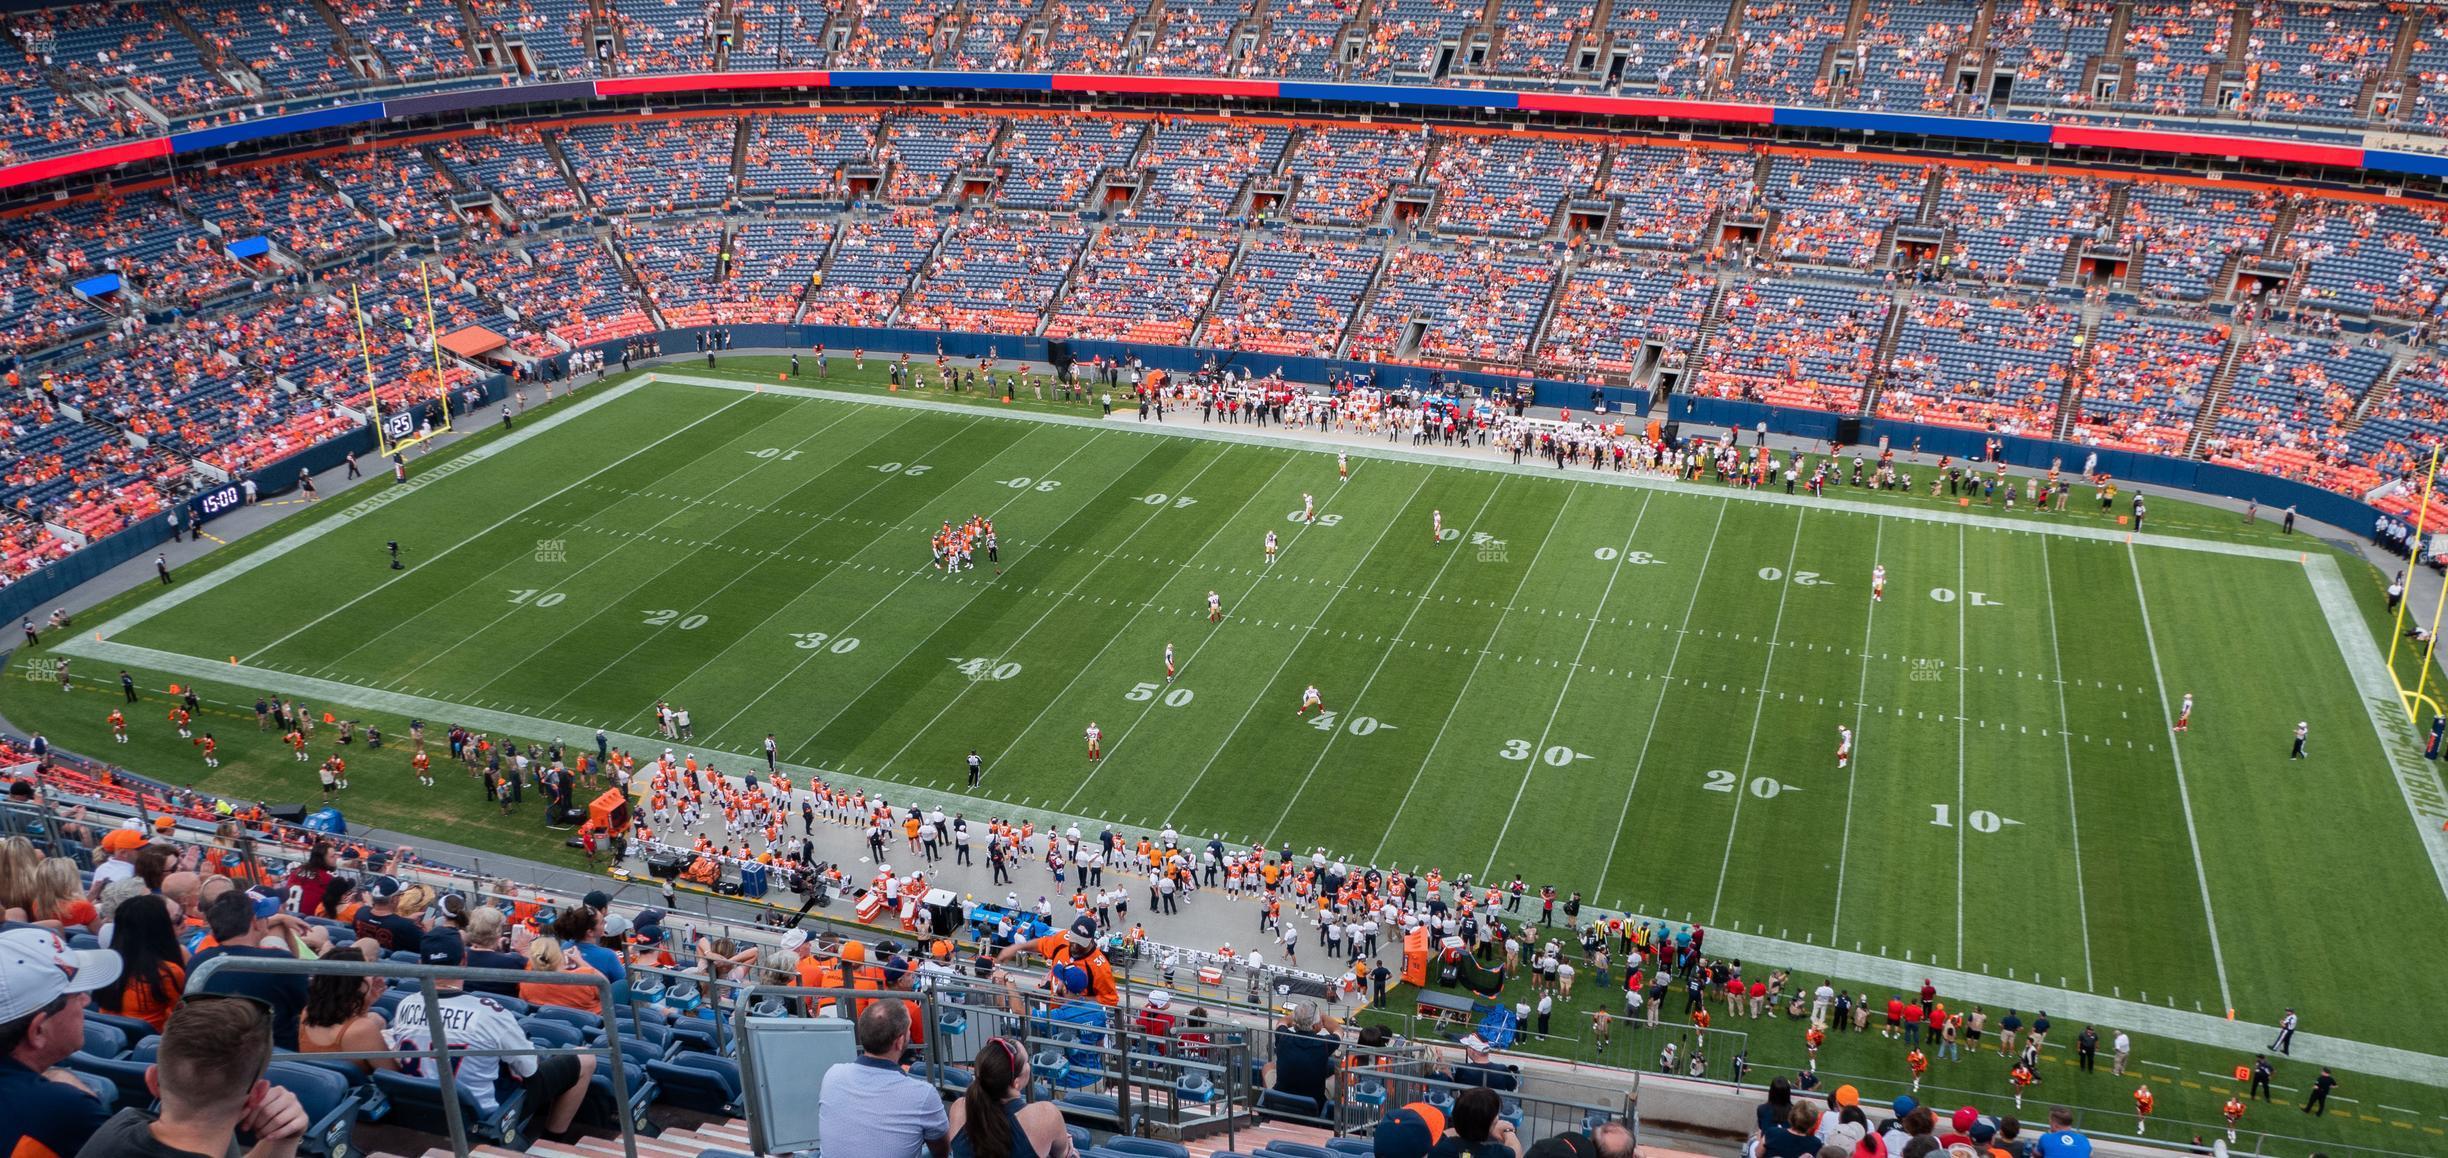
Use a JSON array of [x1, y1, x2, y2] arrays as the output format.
[[225, 236, 270, 259], [71, 273, 120, 297]]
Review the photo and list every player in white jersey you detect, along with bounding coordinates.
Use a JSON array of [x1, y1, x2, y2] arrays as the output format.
[[1338, 452, 1349, 480], [1299, 684, 1324, 716], [1208, 590, 1223, 622], [2175, 693, 2192, 733], [1265, 530, 1279, 563], [1165, 643, 1177, 683], [1871, 564, 1887, 602], [1085, 722, 1103, 761], [1836, 726, 1853, 769], [1303, 493, 1315, 523], [1432, 509, 1443, 542]]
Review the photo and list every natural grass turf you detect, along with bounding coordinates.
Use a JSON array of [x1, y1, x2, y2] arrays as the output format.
[[5, 368, 2443, 1152]]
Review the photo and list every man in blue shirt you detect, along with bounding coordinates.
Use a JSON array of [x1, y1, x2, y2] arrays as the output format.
[[816, 999, 947, 1158], [0, 927, 122, 1158]]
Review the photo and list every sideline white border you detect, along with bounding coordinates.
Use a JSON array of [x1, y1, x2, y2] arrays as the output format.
[[53, 372, 2448, 1084]]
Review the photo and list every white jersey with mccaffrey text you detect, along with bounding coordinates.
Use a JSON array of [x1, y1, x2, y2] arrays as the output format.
[[385, 992, 537, 1115]]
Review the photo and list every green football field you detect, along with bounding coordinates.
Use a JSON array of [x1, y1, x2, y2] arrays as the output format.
[[43, 371, 2448, 1068]]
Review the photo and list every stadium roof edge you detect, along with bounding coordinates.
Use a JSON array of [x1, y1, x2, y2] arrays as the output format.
[[2, 70, 2437, 193]]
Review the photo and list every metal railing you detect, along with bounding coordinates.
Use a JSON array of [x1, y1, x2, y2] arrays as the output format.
[[185, 954, 640, 1158]]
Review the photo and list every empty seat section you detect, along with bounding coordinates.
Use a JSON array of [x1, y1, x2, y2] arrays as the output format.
[[1348, 245, 1558, 365], [1696, 278, 1891, 412], [1763, 155, 1919, 269], [1205, 232, 1381, 356], [899, 213, 1088, 333], [1428, 132, 1604, 239], [1875, 294, 2076, 434], [1047, 226, 1237, 344], [1288, 126, 1425, 226]]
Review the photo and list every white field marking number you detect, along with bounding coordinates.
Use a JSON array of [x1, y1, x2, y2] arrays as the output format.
[[1756, 566, 1824, 585], [872, 461, 932, 475], [786, 632, 863, 653], [1929, 804, 2018, 832], [1593, 547, 1660, 564], [1288, 511, 1343, 526], [508, 588, 568, 608], [1002, 477, 1062, 491], [750, 448, 806, 461], [1703, 768, 1794, 798], [1502, 740, 1593, 766], [1929, 588, 2003, 605], [641, 609, 709, 630], [1307, 710, 1390, 735], [951, 656, 1023, 680], [1127, 682, 1196, 707], [1142, 494, 1198, 508]]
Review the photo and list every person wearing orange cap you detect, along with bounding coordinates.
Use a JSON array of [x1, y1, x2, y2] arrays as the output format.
[[991, 915, 1118, 1006]]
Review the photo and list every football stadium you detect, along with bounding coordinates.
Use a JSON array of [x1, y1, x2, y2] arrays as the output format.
[[0, 2, 2445, 1157]]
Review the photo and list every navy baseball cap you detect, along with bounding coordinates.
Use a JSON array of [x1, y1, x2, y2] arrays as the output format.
[[1375, 1104, 1445, 1158], [420, 927, 467, 967], [1068, 915, 1098, 944]]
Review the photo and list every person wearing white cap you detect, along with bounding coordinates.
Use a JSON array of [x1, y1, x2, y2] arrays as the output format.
[[0, 926, 122, 1158]]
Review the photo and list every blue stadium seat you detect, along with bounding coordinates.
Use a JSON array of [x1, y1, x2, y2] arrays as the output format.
[[530, 1005, 603, 1035], [265, 1061, 361, 1158], [85, 1010, 158, 1049], [68, 1051, 153, 1110], [80, 1020, 129, 1059], [1101, 1138, 1190, 1158], [643, 1055, 741, 1116], [371, 1067, 528, 1146]]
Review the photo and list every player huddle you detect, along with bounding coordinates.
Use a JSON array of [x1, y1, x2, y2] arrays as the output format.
[[931, 514, 999, 573]]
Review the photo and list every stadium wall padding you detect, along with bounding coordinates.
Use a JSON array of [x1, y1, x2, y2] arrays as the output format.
[[0, 518, 172, 626], [10, 71, 2448, 192]]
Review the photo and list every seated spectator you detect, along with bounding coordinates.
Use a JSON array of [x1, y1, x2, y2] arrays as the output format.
[[460, 906, 529, 998], [96, 895, 185, 1033], [947, 1037, 1076, 1158], [28, 859, 97, 934], [1265, 1000, 1340, 1110], [87, 828, 147, 895], [185, 891, 310, 1051], [386, 929, 595, 1140], [281, 843, 338, 919], [816, 999, 948, 1158], [1433, 1086, 1521, 1157], [516, 935, 604, 1015], [349, 875, 423, 955], [1758, 1099, 1824, 1158], [75, 994, 309, 1158], [297, 969, 388, 1071], [555, 906, 626, 995], [0, 927, 119, 1158]]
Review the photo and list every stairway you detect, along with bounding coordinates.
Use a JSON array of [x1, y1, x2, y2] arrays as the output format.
[[606, 233, 665, 329], [1037, 221, 1103, 335], [888, 215, 958, 325], [1187, 233, 1252, 347], [1661, 271, 1735, 402], [1525, 248, 1582, 366], [1333, 236, 1401, 359], [2347, 347, 2414, 429], [2050, 295, 2108, 441], [541, 130, 595, 214], [1860, 284, 1911, 415], [2181, 317, 2251, 459]]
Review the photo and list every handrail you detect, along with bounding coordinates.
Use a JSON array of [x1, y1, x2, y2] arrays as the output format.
[[184, 955, 639, 1158]]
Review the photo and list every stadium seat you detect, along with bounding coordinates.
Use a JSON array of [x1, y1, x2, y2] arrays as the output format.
[[68, 1051, 154, 1111], [85, 1011, 159, 1049], [80, 1020, 129, 1060], [644, 1055, 742, 1116], [371, 1067, 528, 1146], [265, 1061, 362, 1158], [1101, 1138, 1190, 1158]]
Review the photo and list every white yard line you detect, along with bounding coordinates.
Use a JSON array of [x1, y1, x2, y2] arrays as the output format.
[[1261, 480, 1511, 840], [234, 384, 752, 664], [532, 409, 955, 720], [1156, 471, 1433, 827], [2038, 535, 2098, 989], [1045, 453, 1299, 809], [860, 443, 1236, 780], [1953, 523, 1968, 968], [756, 431, 1134, 762], [2301, 553, 2448, 902], [1592, 499, 1728, 907], [1707, 509, 1807, 922], [2126, 545, 2235, 1014], [1826, 517, 1883, 945], [1474, 488, 1644, 879]]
